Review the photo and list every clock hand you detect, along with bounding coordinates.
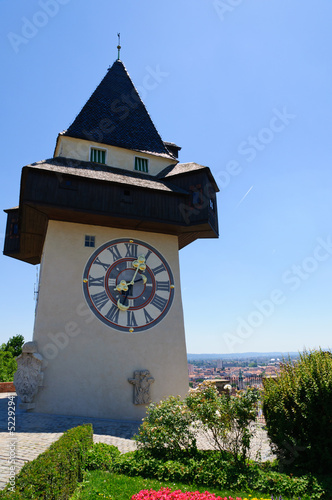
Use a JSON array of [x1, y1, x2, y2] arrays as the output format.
[[127, 267, 139, 286], [127, 255, 146, 286], [134, 275, 147, 284], [114, 255, 146, 292], [123, 283, 133, 304], [117, 283, 133, 311]]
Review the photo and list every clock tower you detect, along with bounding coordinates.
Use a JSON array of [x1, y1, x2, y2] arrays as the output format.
[[4, 59, 219, 420]]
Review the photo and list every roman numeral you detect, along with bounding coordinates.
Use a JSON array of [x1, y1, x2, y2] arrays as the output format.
[[91, 291, 109, 310], [143, 309, 154, 324], [156, 281, 170, 292], [105, 304, 120, 323], [94, 257, 110, 271], [108, 245, 122, 262], [152, 263, 166, 275], [127, 311, 137, 327], [88, 276, 104, 287], [144, 250, 152, 261], [151, 294, 168, 312], [125, 243, 138, 258]]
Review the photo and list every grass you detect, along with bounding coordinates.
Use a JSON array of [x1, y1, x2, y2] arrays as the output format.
[[70, 471, 272, 500]]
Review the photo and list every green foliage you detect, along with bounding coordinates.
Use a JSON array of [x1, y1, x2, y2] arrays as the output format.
[[84, 442, 121, 471], [134, 396, 197, 458], [111, 449, 326, 499], [135, 384, 259, 463], [186, 382, 259, 462], [262, 349, 332, 474], [0, 424, 93, 499], [0, 351, 17, 382], [2, 335, 25, 357], [0, 335, 25, 382]]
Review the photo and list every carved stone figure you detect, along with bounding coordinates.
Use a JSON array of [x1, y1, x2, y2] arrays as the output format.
[[128, 370, 155, 405], [14, 341, 43, 410]]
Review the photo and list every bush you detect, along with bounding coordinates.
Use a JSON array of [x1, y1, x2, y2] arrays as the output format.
[[262, 349, 332, 474], [135, 385, 259, 463], [112, 449, 326, 499], [186, 382, 259, 462], [84, 442, 121, 471], [134, 396, 197, 458], [0, 424, 93, 499]]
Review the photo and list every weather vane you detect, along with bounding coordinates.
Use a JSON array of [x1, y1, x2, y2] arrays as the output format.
[[117, 33, 121, 60]]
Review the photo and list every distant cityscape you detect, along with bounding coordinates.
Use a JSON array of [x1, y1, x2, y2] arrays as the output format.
[[187, 352, 299, 389]]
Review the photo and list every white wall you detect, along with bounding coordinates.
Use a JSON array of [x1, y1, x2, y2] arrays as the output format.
[[32, 221, 189, 420], [54, 136, 174, 176]]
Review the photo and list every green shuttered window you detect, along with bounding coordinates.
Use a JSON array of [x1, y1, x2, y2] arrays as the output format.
[[134, 157, 148, 173], [90, 148, 106, 164]]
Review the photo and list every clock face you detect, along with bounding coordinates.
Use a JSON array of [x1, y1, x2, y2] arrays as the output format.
[[83, 238, 175, 333]]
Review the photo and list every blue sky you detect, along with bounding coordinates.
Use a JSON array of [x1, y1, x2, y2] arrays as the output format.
[[1, 0, 331, 354]]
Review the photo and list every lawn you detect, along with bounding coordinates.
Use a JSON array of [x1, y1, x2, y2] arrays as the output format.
[[70, 471, 273, 500]]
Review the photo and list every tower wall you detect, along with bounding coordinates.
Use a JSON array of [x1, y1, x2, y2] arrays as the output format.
[[55, 136, 174, 175], [32, 220, 189, 420]]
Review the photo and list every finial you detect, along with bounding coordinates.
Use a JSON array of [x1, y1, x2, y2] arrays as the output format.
[[117, 33, 121, 60]]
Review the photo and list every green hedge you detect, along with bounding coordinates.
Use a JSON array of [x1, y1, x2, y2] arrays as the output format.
[[110, 450, 327, 499], [0, 424, 93, 500]]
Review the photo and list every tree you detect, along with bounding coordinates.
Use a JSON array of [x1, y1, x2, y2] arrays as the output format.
[[0, 334, 25, 382], [262, 349, 332, 474], [2, 334, 25, 357]]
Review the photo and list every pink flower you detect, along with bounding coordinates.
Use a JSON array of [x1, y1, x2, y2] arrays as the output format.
[[131, 489, 244, 500]]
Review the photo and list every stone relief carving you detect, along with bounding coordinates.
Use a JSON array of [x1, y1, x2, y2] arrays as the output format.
[[14, 341, 43, 410], [128, 370, 155, 405]]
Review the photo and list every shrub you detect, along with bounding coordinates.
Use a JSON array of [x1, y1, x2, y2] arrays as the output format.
[[84, 442, 121, 470], [262, 349, 332, 474], [112, 449, 326, 499], [135, 385, 259, 463], [0, 424, 93, 499], [134, 396, 197, 458], [186, 382, 259, 462]]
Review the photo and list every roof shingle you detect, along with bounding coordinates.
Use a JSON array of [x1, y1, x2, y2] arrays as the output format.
[[63, 60, 174, 159], [27, 157, 188, 194]]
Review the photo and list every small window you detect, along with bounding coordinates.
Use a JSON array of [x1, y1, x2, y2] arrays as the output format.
[[85, 235, 95, 248], [90, 148, 106, 164], [134, 156, 148, 173], [9, 219, 19, 239]]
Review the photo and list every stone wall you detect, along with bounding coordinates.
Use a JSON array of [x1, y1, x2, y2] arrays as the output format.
[[0, 382, 15, 393]]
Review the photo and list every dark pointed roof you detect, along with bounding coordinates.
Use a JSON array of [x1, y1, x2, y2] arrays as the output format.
[[63, 60, 174, 159]]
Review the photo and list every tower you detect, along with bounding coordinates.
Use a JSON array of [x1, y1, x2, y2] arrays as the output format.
[[4, 59, 219, 420]]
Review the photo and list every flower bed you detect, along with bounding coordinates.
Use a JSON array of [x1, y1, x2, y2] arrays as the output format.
[[131, 488, 271, 500]]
